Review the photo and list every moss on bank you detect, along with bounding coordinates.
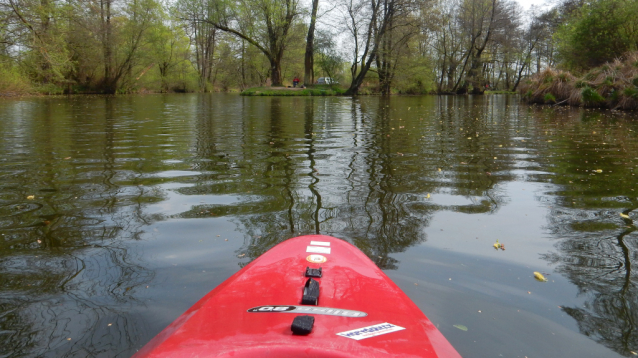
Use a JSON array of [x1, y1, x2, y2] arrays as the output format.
[[519, 51, 638, 110], [240, 85, 346, 96]]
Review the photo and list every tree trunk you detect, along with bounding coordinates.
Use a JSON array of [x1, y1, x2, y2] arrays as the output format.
[[304, 0, 319, 86], [270, 59, 282, 86], [101, 0, 115, 94]]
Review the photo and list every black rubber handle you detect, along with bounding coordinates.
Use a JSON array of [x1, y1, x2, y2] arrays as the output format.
[[291, 315, 315, 335], [305, 266, 322, 278], [302, 278, 319, 305]]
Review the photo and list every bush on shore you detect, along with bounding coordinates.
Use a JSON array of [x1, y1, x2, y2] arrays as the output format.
[[0, 66, 33, 96], [519, 52, 638, 110]]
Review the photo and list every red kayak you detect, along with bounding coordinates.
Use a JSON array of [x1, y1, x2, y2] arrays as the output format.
[[133, 235, 462, 357]]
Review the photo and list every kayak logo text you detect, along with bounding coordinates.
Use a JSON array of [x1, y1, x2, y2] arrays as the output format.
[[336, 323, 405, 340], [247, 305, 367, 317]]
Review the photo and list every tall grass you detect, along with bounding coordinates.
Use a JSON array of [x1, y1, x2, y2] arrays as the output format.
[[519, 51, 638, 110]]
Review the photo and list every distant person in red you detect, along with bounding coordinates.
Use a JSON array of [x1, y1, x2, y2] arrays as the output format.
[[293, 77, 300, 88]]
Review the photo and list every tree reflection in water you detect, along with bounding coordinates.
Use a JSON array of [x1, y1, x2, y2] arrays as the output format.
[[0, 98, 159, 357], [177, 95, 512, 270], [541, 110, 638, 356]]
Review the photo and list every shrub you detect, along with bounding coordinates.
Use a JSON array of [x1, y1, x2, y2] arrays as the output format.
[[624, 87, 638, 98], [0, 66, 32, 95], [581, 87, 605, 106]]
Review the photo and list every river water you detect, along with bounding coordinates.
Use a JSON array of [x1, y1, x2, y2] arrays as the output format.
[[1, 94, 637, 357]]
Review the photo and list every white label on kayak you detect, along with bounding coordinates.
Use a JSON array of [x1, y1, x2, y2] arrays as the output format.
[[307, 246, 331, 254], [336, 323, 405, 340], [310, 241, 330, 246], [247, 305, 367, 317]]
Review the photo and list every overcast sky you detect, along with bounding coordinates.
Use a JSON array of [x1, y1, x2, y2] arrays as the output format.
[[516, 0, 554, 10]]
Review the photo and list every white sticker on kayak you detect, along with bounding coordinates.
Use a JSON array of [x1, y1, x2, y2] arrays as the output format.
[[307, 246, 331, 254], [336, 323, 405, 340], [310, 241, 330, 247]]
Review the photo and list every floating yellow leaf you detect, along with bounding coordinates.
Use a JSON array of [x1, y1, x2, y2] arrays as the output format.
[[426, 193, 430, 199], [595, 169, 603, 173], [27, 195, 34, 200], [620, 213, 631, 219], [534, 272, 548, 282], [453, 324, 468, 331]]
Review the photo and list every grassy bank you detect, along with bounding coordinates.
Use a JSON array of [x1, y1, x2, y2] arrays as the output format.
[[485, 90, 517, 94], [241, 85, 346, 96], [519, 51, 638, 110]]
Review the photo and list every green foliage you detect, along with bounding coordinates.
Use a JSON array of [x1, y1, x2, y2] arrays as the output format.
[[556, 0, 638, 71], [582, 86, 605, 105], [0, 65, 32, 94], [34, 83, 65, 95], [544, 93, 557, 103], [624, 87, 638, 98]]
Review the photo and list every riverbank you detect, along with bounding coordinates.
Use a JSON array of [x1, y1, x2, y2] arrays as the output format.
[[519, 51, 638, 110], [240, 85, 346, 96]]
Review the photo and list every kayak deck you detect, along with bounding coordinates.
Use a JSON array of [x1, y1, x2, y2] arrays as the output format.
[[133, 235, 461, 357]]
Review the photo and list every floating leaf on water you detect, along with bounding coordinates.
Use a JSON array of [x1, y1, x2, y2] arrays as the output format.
[[426, 193, 430, 199], [453, 324, 468, 331], [620, 213, 631, 219], [595, 169, 603, 173], [27, 195, 35, 200], [534, 272, 548, 282]]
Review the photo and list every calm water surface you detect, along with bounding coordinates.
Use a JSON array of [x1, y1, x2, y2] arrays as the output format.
[[1, 94, 637, 357]]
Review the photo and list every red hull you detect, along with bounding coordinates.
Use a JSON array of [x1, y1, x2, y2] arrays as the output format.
[[133, 235, 461, 357]]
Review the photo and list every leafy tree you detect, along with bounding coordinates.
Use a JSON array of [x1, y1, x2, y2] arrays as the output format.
[[556, 0, 638, 71], [197, 0, 302, 87], [175, 0, 220, 90]]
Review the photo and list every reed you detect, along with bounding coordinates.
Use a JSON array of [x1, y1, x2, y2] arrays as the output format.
[[519, 51, 638, 110]]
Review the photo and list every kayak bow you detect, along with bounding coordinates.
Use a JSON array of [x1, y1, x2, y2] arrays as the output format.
[[134, 235, 462, 357]]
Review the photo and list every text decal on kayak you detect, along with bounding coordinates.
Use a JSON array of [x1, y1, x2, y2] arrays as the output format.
[[336, 323, 405, 340], [247, 305, 367, 317]]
